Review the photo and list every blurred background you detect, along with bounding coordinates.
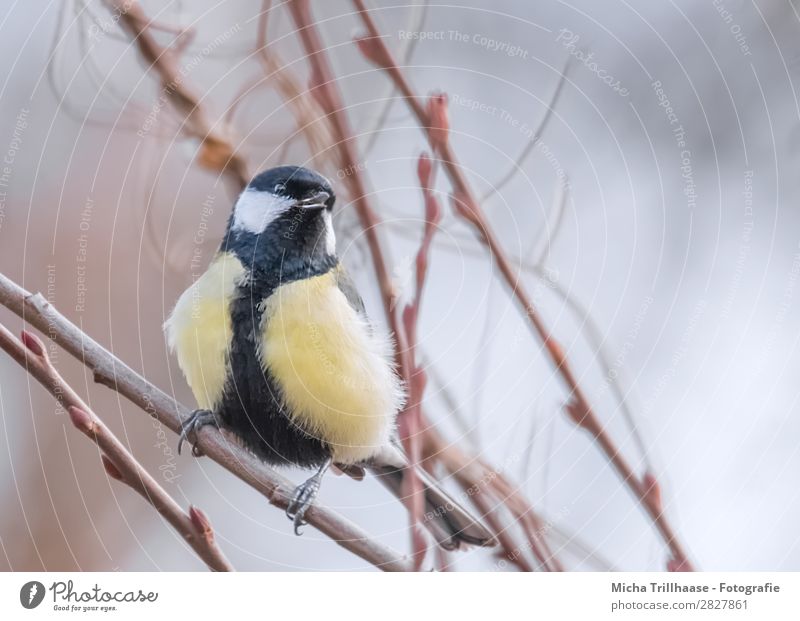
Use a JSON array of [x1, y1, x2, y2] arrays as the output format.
[[1, 0, 799, 571]]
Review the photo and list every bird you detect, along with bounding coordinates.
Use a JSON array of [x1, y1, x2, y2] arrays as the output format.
[[164, 165, 495, 550]]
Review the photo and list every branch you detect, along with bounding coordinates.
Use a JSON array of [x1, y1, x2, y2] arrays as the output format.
[[385, 213, 654, 474], [288, 1, 559, 571], [105, 0, 250, 190], [246, 0, 336, 169], [360, 1, 430, 157], [480, 58, 571, 204], [426, 430, 561, 572], [287, 0, 411, 385], [283, 0, 562, 569], [352, 0, 693, 571], [0, 272, 412, 572], [0, 325, 233, 571], [395, 153, 443, 569]]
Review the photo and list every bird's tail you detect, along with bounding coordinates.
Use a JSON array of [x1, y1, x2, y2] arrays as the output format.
[[367, 446, 495, 551]]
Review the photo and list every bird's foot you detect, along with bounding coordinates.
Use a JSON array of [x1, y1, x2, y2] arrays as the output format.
[[286, 458, 332, 535], [177, 409, 218, 457]]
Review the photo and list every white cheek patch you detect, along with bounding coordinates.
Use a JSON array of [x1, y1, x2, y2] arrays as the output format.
[[323, 210, 336, 255], [232, 190, 293, 234]]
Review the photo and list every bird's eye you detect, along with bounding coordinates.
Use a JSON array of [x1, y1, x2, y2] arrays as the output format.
[[274, 183, 286, 194]]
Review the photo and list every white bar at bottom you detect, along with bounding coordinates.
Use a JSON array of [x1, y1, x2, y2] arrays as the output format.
[[1, 572, 797, 620]]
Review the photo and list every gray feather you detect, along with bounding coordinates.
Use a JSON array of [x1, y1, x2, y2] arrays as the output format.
[[334, 265, 367, 316]]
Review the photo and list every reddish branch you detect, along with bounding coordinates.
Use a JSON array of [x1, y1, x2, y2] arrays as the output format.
[[0, 272, 413, 572], [0, 325, 233, 571], [223, 0, 336, 171], [291, 0, 563, 570], [395, 153, 443, 569], [287, 0, 411, 384], [106, 0, 250, 190], [352, 0, 692, 571], [427, 433, 561, 572]]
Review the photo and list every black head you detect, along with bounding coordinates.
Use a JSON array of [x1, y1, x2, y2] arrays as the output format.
[[221, 166, 338, 280], [247, 166, 336, 209]]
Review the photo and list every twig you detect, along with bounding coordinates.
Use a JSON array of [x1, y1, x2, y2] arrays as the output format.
[[418, 352, 475, 444], [531, 179, 652, 471], [246, 0, 335, 169], [286, 0, 561, 569], [287, 0, 410, 385], [352, 0, 693, 571], [360, 1, 429, 157], [427, 431, 560, 571], [480, 57, 571, 204], [547, 523, 618, 571], [105, 0, 250, 190], [532, 175, 570, 266], [0, 272, 412, 572], [396, 152, 443, 568], [387, 217, 653, 471], [537, 267, 653, 468], [289, 1, 560, 571], [0, 325, 233, 571]]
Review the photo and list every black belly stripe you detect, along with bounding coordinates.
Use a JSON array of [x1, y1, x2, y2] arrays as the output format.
[[215, 250, 338, 468]]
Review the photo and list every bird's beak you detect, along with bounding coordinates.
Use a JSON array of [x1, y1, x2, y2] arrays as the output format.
[[298, 190, 330, 210]]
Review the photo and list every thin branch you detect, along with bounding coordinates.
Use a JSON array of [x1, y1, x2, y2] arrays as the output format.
[[396, 152, 443, 568], [421, 357, 568, 570], [287, 0, 411, 383], [418, 352, 475, 445], [532, 175, 570, 266], [105, 0, 250, 190], [352, 1, 693, 571], [547, 523, 618, 571], [0, 325, 233, 571], [360, 0, 430, 157], [480, 57, 571, 204], [536, 266, 652, 468], [0, 272, 413, 572], [290, 0, 561, 571], [427, 433, 559, 571], [530, 179, 652, 471], [247, 0, 335, 169], [388, 216, 653, 471]]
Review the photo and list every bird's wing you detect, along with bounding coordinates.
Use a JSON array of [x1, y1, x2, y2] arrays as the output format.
[[334, 264, 367, 316], [164, 251, 246, 410]]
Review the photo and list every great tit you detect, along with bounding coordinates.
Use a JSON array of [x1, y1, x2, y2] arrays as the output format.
[[165, 165, 494, 550]]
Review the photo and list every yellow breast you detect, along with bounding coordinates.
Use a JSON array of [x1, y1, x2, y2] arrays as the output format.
[[164, 252, 245, 410], [260, 270, 402, 464]]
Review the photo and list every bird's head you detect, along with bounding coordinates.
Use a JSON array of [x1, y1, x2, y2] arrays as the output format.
[[222, 166, 338, 274]]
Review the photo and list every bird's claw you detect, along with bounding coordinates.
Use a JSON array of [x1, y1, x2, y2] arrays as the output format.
[[177, 409, 217, 457], [285, 474, 323, 535]]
